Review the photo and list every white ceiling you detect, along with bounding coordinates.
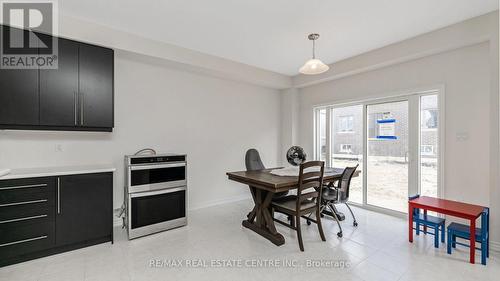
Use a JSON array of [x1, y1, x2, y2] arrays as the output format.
[[59, 0, 498, 76]]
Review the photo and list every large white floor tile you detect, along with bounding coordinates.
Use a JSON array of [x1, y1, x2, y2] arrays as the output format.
[[350, 259, 402, 281]]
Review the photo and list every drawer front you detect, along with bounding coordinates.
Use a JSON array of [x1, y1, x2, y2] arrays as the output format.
[[0, 218, 55, 259], [0, 177, 55, 206], [0, 201, 54, 223], [0, 177, 56, 261]]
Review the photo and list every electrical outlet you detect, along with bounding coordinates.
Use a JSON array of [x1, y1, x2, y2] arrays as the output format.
[[456, 132, 469, 142], [54, 144, 64, 152]]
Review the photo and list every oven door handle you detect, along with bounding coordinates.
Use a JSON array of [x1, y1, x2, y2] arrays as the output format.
[[130, 186, 186, 198], [129, 163, 186, 171]]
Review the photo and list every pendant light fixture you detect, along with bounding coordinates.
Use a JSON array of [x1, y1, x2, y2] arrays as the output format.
[[299, 33, 329, 75]]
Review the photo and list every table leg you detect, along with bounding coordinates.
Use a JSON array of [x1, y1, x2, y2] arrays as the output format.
[[487, 211, 490, 258], [423, 210, 427, 234], [255, 189, 262, 227], [259, 190, 277, 234], [409, 204, 414, 242], [242, 190, 285, 246], [470, 218, 476, 264], [247, 187, 258, 222]]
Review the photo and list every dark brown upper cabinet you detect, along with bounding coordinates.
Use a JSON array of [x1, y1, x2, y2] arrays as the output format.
[[0, 25, 114, 132], [78, 44, 114, 129], [39, 36, 79, 127], [0, 26, 39, 126]]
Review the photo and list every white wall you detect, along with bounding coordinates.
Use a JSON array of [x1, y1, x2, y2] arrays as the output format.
[[280, 88, 299, 162], [0, 50, 281, 211]]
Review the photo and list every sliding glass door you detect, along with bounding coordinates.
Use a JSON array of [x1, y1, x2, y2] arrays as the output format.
[[315, 108, 328, 162], [366, 100, 409, 212], [314, 89, 441, 214], [419, 94, 439, 198], [330, 105, 363, 204]]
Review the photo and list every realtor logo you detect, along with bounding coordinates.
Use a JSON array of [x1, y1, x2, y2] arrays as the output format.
[[0, 1, 58, 69]]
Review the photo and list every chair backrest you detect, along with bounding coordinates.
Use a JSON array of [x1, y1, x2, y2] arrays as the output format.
[[245, 149, 265, 171], [408, 194, 420, 216], [296, 161, 325, 211], [337, 164, 359, 201]]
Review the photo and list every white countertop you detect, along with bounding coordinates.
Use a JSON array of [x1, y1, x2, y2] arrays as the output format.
[[0, 165, 116, 180]]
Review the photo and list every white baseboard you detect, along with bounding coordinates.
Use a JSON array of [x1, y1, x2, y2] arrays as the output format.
[[189, 194, 251, 211], [490, 241, 500, 252]]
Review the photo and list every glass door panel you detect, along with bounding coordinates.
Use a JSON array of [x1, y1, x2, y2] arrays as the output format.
[[420, 94, 439, 197], [317, 108, 327, 162], [366, 101, 409, 212], [331, 105, 363, 203], [314, 90, 441, 213]]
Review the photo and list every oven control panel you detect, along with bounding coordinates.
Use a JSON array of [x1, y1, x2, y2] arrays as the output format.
[[129, 155, 186, 165]]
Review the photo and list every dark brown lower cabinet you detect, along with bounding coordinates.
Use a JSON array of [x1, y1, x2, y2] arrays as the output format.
[[56, 173, 113, 246], [0, 173, 113, 267]]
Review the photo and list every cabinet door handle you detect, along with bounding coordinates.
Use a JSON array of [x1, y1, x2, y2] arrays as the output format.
[[57, 177, 61, 214], [74, 92, 78, 126], [80, 92, 84, 126]]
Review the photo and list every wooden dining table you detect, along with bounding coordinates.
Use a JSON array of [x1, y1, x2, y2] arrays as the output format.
[[226, 167, 346, 246], [408, 196, 488, 264]]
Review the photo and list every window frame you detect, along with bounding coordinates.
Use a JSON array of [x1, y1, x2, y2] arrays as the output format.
[[312, 86, 445, 216]]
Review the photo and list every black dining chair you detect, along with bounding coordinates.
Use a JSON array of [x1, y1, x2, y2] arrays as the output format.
[[271, 161, 326, 251], [245, 149, 288, 199], [317, 165, 359, 238]]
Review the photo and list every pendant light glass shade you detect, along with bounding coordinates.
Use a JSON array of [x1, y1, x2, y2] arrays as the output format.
[[299, 33, 329, 75], [299, 58, 329, 75]]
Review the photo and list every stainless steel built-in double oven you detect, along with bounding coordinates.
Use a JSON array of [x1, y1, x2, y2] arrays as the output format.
[[125, 154, 187, 239]]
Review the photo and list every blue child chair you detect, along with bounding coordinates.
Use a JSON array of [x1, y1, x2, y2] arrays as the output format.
[[447, 207, 489, 265], [409, 195, 446, 248]]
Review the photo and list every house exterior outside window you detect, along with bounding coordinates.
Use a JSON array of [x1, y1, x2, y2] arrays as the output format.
[[339, 144, 353, 154], [338, 115, 354, 133], [422, 109, 438, 130], [332, 106, 363, 156]]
